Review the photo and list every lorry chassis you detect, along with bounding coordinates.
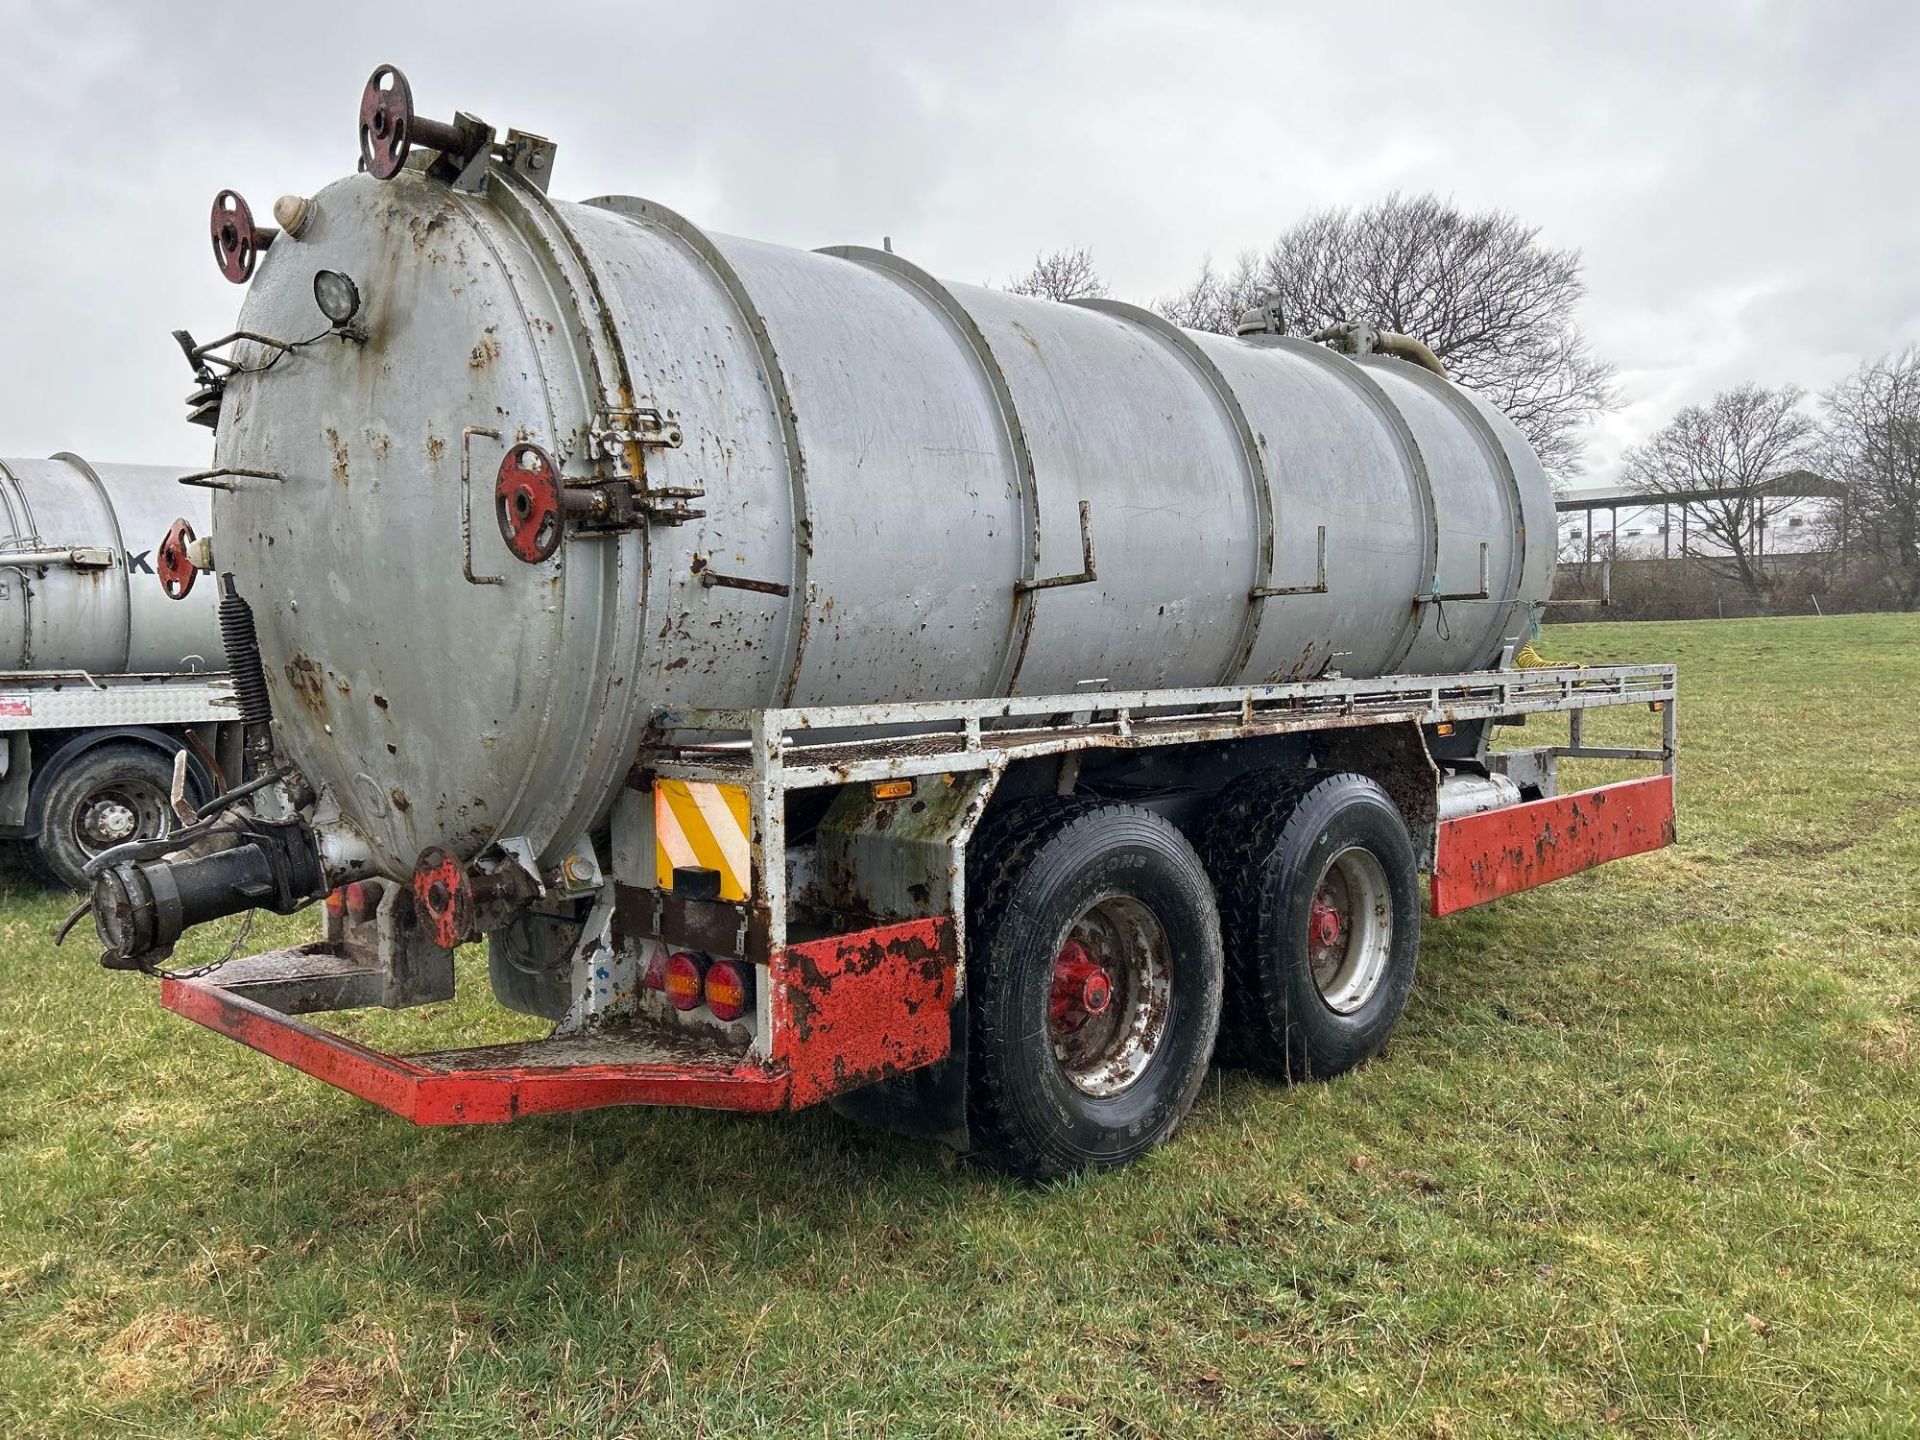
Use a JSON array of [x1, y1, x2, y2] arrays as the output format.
[[155, 662, 1676, 1150]]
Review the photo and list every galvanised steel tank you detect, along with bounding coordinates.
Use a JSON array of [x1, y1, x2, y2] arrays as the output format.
[[205, 113, 1553, 880], [0, 455, 217, 674]]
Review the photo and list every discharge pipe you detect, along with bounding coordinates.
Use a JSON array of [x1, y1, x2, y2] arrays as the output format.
[[91, 817, 327, 969], [1309, 322, 1449, 378]]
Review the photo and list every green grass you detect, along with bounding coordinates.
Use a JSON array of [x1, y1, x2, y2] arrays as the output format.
[[2, 614, 1917, 1438]]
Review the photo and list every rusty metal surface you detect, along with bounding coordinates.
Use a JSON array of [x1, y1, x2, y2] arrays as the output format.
[[772, 916, 957, 1108], [213, 168, 655, 875], [210, 190, 274, 284], [204, 74, 1554, 887], [646, 664, 1677, 791], [159, 913, 965, 1122], [358, 66, 415, 180], [1429, 773, 1676, 917], [162, 972, 789, 1123], [411, 847, 472, 951], [214, 943, 387, 1014]]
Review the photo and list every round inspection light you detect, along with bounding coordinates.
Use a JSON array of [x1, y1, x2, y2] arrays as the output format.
[[662, 951, 708, 1012], [313, 268, 362, 326], [704, 959, 756, 1023]]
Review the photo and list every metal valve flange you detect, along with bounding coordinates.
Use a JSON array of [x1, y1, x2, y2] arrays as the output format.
[[412, 846, 474, 952], [495, 443, 563, 563], [210, 189, 276, 284], [157, 517, 199, 600]]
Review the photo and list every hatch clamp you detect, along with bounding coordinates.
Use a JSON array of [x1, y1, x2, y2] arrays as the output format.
[[587, 406, 705, 526]]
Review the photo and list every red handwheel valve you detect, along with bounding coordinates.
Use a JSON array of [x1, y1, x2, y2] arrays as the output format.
[[495, 443, 563, 563], [157, 517, 199, 600], [210, 189, 276, 284]]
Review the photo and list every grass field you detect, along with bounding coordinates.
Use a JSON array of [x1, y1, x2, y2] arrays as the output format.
[[2, 614, 1916, 1438]]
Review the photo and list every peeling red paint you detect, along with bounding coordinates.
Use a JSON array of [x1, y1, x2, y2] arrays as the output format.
[[161, 977, 788, 1123], [1430, 774, 1675, 917], [772, 917, 957, 1108], [158, 915, 958, 1124]]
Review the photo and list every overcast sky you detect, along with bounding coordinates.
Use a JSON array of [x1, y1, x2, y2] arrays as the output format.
[[4, 0, 1915, 491]]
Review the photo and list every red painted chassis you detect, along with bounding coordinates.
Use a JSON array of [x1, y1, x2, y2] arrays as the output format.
[[157, 666, 1679, 1126]]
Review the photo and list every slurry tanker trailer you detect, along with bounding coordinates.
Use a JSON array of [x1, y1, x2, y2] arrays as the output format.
[[89, 68, 1676, 1178], [0, 456, 239, 888]]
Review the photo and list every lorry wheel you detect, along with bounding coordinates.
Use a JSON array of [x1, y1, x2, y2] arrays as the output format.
[[33, 744, 180, 891], [965, 798, 1223, 1181], [1201, 771, 1420, 1081]]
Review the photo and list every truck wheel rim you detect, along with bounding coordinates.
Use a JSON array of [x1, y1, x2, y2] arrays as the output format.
[[1049, 894, 1171, 1098], [1308, 846, 1393, 1014], [75, 780, 171, 855]]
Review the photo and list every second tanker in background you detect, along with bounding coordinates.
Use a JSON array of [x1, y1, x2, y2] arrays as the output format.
[[0, 454, 237, 887]]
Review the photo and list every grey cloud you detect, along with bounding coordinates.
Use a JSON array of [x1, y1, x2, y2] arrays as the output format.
[[1, 0, 1913, 489]]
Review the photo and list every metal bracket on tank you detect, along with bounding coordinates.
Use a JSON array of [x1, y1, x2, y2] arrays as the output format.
[[1549, 560, 1614, 608], [178, 468, 286, 493], [592, 406, 685, 454], [1419, 542, 1492, 603], [1017, 500, 1099, 593], [460, 427, 506, 585], [1250, 525, 1330, 598]]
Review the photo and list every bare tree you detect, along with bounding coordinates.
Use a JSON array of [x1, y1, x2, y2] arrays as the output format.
[[1154, 194, 1616, 478], [1820, 347, 1920, 609], [1156, 254, 1261, 336], [1623, 384, 1817, 613], [1005, 247, 1109, 303]]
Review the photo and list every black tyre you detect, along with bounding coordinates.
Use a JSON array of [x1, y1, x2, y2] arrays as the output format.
[[1201, 770, 1420, 1081], [965, 798, 1224, 1181], [32, 744, 181, 891]]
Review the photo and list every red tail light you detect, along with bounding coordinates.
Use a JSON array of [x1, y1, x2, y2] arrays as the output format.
[[642, 946, 670, 992], [704, 958, 755, 1022], [662, 951, 707, 1011], [346, 881, 381, 921], [327, 882, 382, 924]]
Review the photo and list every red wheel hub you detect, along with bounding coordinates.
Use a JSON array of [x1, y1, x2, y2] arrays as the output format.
[[1309, 896, 1344, 949], [1050, 939, 1114, 1033]]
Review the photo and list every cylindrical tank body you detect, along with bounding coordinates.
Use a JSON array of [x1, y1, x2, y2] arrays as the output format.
[[213, 171, 1555, 878], [0, 455, 218, 674]]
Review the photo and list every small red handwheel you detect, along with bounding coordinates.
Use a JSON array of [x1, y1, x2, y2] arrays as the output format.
[[157, 517, 198, 600], [412, 846, 474, 952], [359, 64, 415, 181], [495, 443, 563, 563], [210, 189, 263, 284]]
